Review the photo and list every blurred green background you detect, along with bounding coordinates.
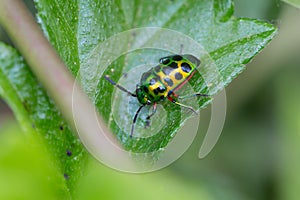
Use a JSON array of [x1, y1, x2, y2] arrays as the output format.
[[1, 0, 300, 199]]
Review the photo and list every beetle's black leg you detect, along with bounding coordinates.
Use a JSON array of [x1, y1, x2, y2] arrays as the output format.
[[145, 103, 157, 128], [170, 91, 209, 100], [104, 75, 136, 97], [167, 96, 198, 114], [178, 93, 209, 99], [130, 105, 145, 138]]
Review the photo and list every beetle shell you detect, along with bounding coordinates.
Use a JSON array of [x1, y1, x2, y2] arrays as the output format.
[[136, 54, 200, 104]]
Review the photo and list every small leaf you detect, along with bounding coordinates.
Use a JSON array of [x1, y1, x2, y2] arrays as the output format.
[[0, 43, 87, 196]]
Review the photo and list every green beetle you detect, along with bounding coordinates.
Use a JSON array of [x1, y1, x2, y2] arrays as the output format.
[[105, 54, 208, 137]]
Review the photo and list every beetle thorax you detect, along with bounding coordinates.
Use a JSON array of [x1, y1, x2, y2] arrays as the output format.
[[135, 86, 151, 105]]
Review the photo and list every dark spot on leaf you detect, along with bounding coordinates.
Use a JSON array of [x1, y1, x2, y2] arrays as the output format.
[[66, 150, 72, 156], [59, 125, 64, 130], [64, 173, 69, 180]]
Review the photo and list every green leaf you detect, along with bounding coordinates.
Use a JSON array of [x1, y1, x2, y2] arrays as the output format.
[[0, 43, 87, 196], [34, 0, 276, 153], [0, 0, 277, 195], [35, 0, 276, 153]]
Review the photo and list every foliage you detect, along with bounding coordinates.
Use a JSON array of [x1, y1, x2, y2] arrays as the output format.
[[0, 0, 277, 197]]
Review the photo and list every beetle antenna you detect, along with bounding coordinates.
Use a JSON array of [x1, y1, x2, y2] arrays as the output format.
[[130, 105, 145, 137], [104, 75, 136, 97], [179, 44, 183, 54]]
